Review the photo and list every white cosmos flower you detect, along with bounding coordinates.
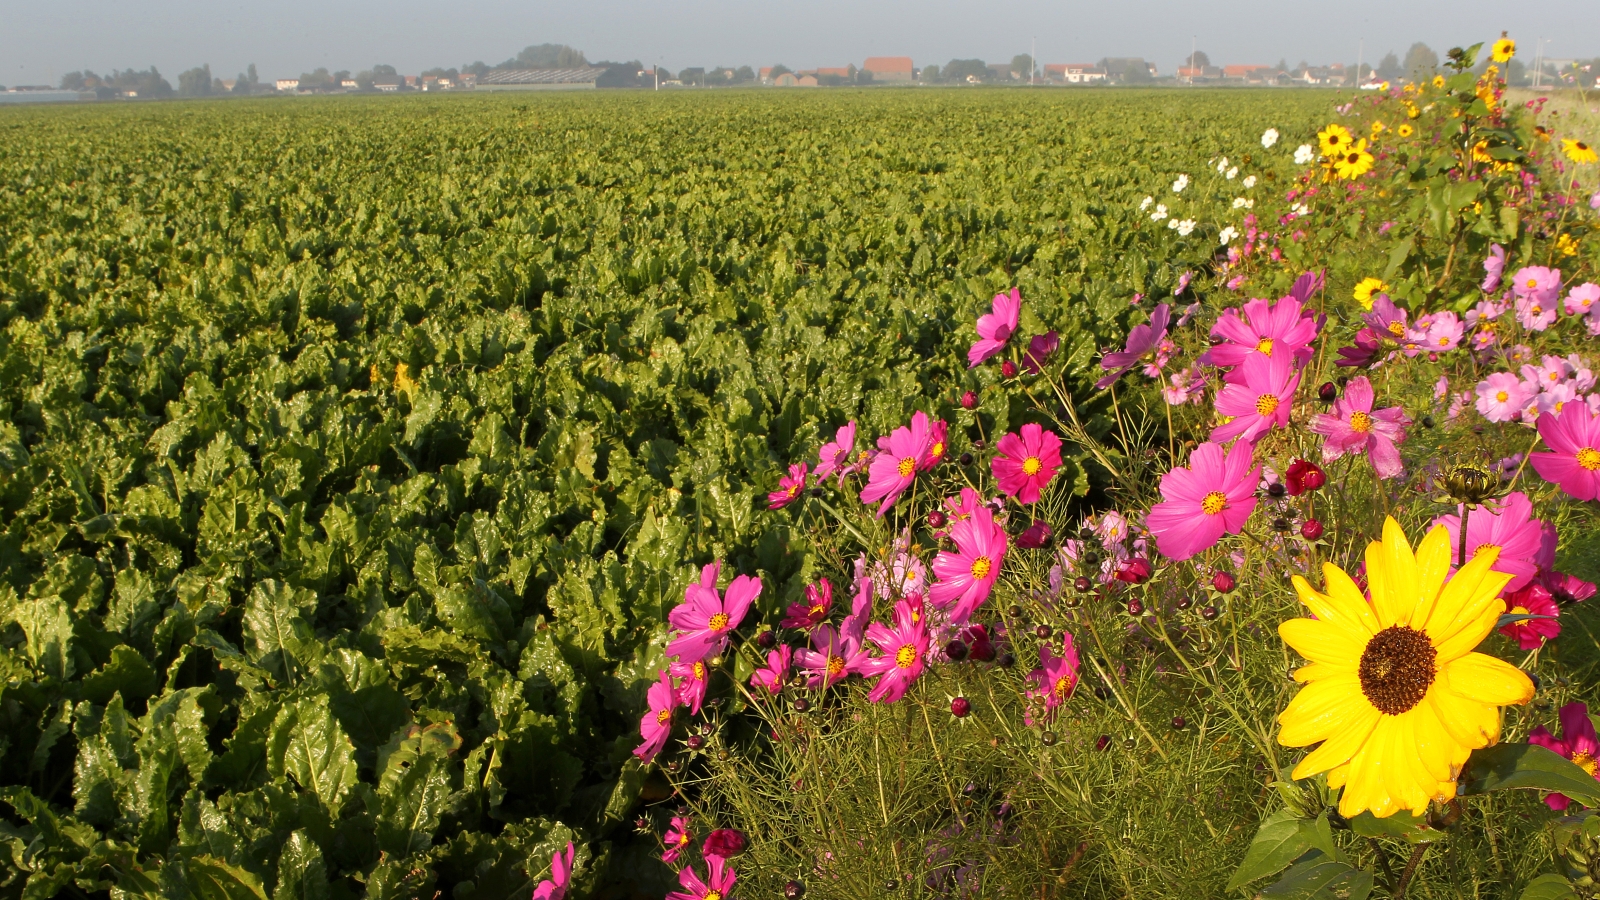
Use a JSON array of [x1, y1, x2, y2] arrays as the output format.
[[1294, 144, 1315, 165], [1151, 203, 1169, 221], [1217, 157, 1229, 173], [1167, 218, 1179, 229], [1140, 196, 1154, 211], [1176, 219, 1197, 236], [1290, 202, 1310, 216], [1218, 225, 1239, 244], [1172, 173, 1190, 193], [1243, 175, 1257, 188], [1231, 197, 1255, 209], [1262, 128, 1279, 148], [1226, 166, 1239, 180]]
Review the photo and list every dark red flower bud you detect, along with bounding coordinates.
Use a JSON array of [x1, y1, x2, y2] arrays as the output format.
[[1095, 734, 1111, 751], [756, 629, 776, 649], [703, 828, 747, 858], [1017, 520, 1054, 549], [686, 734, 706, 750], [1212, 571, 1236, 593], [928, 510, 947, 528], [944, 639, 969, 661], [1033, 623, 1052, 639], [960, 390, 978, 409], [1301, 518, 1325, 541], [1201, 605, 1220, 621], [1318, 381, 1338, 402], [1000, 359, 1018, 378], [1126, 599, 1144, 616], [784, 880, 807, 899], [1114, 558, 1153, 584], [1285, 459, 1326, 496], [959, 452, 974, 466], [1171, 716, 1186, 730], [1073, 576, 1093, 593], [950, 697, 972, 718]]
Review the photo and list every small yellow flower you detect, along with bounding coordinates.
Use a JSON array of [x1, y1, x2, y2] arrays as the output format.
[[394, 363, 418, 395], [1371, 121, 1386, 136], [1353, 277, 1389, 309], [1332, 139, 1375, 180], [1405, 103, 1421, 120], [1470, 140, 1494, 164], [1557, 234, 1580, 256], [1397, 123, 1414, 138], [1562, 139, 1598, 164], [1432, 74, 1445, 89], [1493, 37, 1516, 63], [1318, 123, 1354, 156]]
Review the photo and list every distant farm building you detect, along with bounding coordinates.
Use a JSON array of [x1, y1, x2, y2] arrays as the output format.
[[1045, 64, 1107, 84], [275, 79, 299, 92], [863, 56, 914, 81], [477, 67, 608, 91], [774, 73, 819, 87]]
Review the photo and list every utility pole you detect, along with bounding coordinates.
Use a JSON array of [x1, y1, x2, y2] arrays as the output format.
[[1031, 36, 1036, 84], [1190, 35, 1196, 84], [655, 58, 660, 91], [1356, 38, 1363, 87]]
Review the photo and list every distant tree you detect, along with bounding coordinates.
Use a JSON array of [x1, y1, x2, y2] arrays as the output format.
[[1277, 57, 1288, 72], [734, 65, 755, 83], [59, 71, 90, 90], [769, 64, 792, 79], [855, 68, 874, 85], [1403, 43, 1439, 80], [595, 63, 642, 88], [357, 64, 399, 88], [298, 67, 336, 90], [1011, 53, 1035, 79], [334, 70, 351, 82], [1185, 50, 1211, 70], [232, 63, 259, 94], [501, 44, 587, 69], [943, 59, 988, 83], [421, 67, 460, 82], [678, 67, 705, 85], [462, 61, 491, 78], [919, 63, 940, 82], [1376, 51, 1403, 81], [818, 73, 845, 86], [178, 64, 214, 96]]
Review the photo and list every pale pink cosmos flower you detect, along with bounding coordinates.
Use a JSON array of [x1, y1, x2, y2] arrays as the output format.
[[1308, 375, 1411, 479], [872, 531, 929, 599], [968, 288, 1022, 368], [1433, 491, 1552, 593], [1517, 293, 1559, 331], [767, 462, 808, 510], [749, 645, 793, 695], [1145, 441, 1260, 560], [1531, 403, 1600, 501], [1537, 383, 1581, 418], [669, 657, 711, 714], [1025, 632, 1080, 725], [667, 856, 737, 900], [991, 423, 1064, 504], [859, 413, 933, 516], [533, 843, 575, 900], [1512, 265, 1562, 307], [852, 596, 930, 703], [813, 422, 857, 481], [1097, 303, 1171, 388], [1423, 311, 1464, 352], [1567, 354, 1596, 392], [1466, 298, 1505, 329], [1211, 352, 1300, 443], [1566, 283, 1600, 317], [1163, 364, 1207, 405], [1529, 702, 1600, 811], [1198, 296, 1320, 368], [666, 563, 759, 662], [1482, 244, 1506, 292], [634, 670, 678, 763], [662, 817, 694, 865], [1476, 372, 1536, 423], [930, 506, 1008, 624]]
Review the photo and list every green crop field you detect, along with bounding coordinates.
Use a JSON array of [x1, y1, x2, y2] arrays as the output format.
[[0, 88, 1331, 898]]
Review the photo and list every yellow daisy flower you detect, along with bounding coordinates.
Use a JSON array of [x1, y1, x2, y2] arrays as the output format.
[[1352, 277, 1389, 309], [1432, 75, 1445, 89], [1557, 234, 1580, 256], [1397, 123, 1414, 138], [1332, 139, 1375, 180], [1278, 518, 1534, 819], [1371, 121, 1386, 136], [1470, 140, 1494, 164], [1562, 139, 1598, 164], [1493, 37, 1516, 63], [1318, 123, 1354, 157]]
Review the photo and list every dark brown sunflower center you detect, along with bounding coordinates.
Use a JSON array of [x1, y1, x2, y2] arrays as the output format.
[[1358, 625, 1437, 715]]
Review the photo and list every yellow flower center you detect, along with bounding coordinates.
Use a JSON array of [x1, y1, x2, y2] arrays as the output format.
[[1527, 278, 1539, 289], [1255, 394, 1280, 417], [787, 483, 801, 497], [1385, 321, 1404, 337], [657, 709, 672, 725], [827, 656, 845, 677], [971, 556, 992, 579], [1437, 336, 1451, 347], [1349, 411, 1372, 433], [1256, 338, 1274, 355], [1574, 751, 1600, 778], [1200, 491, 1228, 515], [1496, 391, 1509, 403], [1510, 605, 1530, 616], [705, 892, 723, 900], [931, 441, 945, 459], [1472, 543, 1500, 559], [1358, 625, 1437, 715], [894, 645, 918, 669], [693, 661, 706, 681], [897, 457, 916, 477], [1022, 456, 1043, 475], [1577, 448, 1600, 471], [676, 833, 690, 847], [1054, 676, 1074, 698], [708, 612, 731, 632]]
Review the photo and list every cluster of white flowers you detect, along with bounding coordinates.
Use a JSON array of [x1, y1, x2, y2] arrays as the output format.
[[1172, 173, 1190, 193], [1290, 201, 1310, 217], [1232, 197, 1255, 209], [1294, 144, 1315, 165], [1242, 175, 1258, 189], [1150, 203, 1169, 221], [1261, 128, 1279, 148], [1225, 166, 1239, 180], [1140, 196, 1154, 211], [1216, 157, 1230, 174], [1169, 218, 1196, 236], [1218, 225, 1239, 245]]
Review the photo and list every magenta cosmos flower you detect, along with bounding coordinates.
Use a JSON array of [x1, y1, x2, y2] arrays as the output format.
[[666, 855, 737, 900], [1145, 441, 1260, 561], [859, 412, 934, 516], [668, 657, 710, 714], [1211, 352, 1299, 443], [1199, 296, 1320, 369], [703, 828, 746, 859], [1529, 702, 1600, 811], [794, 581, 871, 689], [533, 842, 575, 900], [968, 288, 1022, 368], [1024, 632, 1080, 725], [781, 578, 833, 630], [662, 816, 694, 865], [1021, 330, 1059, 374], [921, 418, 950, 471], [666, 564, 760, 663], [1476, 372, 1536, 424], [1531, 403, 1600, 501], [991, 423, 1064, 504], [767, 462, 808, 510], [1097, 303, 1171, 388], [853, 595, 930, 703], [930, 506, 1008, 624], [1308, 375, 1412, 479], [814, 421, 859, 481], [749, 644, 793, 695], [1433, 491, 1552, 593], [1498, 582, 1561, 650], [634, 670, 678, 763]]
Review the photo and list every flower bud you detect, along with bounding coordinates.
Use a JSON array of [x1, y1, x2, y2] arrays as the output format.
[[1073, 576, 1093, 593], [1267, 482, 1286, 498], [1176, 596, 1193, 610], [959, 452, 974, 466], [756, 629, 776, 649], [1285, 459, 1326, 495], [1301, 519, 1325, 541], [1041, 730, 1058, 746], [784, 880, 807, 899], [1171, 716, 1186, 730], [950, 697, 972, 718], [960, 390, 978, 409], [1318, 381, 1337, 402], [1034, 624, 1052, 639], [1212, 571, 1236, 593], [1201, 605, 1221, 621], [1000, 359, 1018, 378], [927, 510, 947, 528], [1114, 558, 1153, 584], [944, 639, 969, 661], [1017, 520, 1054, 549], [703, 828, 747, 858], [1126, 599, 1144, 616], [1095, 734, 1111, 751], [687, 735, 706, 751], [997, 651, 1015, 669]]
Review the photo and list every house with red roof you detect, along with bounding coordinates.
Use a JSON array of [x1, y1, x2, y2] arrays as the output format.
[[863, 56, 914, 82]]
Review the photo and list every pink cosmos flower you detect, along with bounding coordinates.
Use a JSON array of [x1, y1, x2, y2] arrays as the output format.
[[1423, 311, 1464, 352], [1199, 296, 1320, 368], [666, 564, 759, 663], [1543, 570, 1598, 605], [1433, 492, 1551, 593], [1565, 283, 1600, 317], [1308, 375, 1412, 479], [1528, 702, 1600, 811], [1497, 582, 1561, 650], [1335, 328, 1383, 368], [782, 578, 833, 630], [930, 507, 1008, 623], [1097, 303, 1172, 388], [1145, 441, 1260, 561], [1512, 265, 1562, 307], [853, 596, 930, 703], [702, 828, 747, 859], [662, 817, 694, 865], [533, 842, 575, 900], [667, 855, 737, 900], [968, 288, 1022, 368], [634, 670, 678, 763], [1163, 364, 1207, 405], [1362, 295, 1408, 342], [794, 577, 871, 688], [921, 418, 950, 471], [1517, 294, 1559, 331], [991, 423, 1064, 504], [669, 658, 711, 714], [813, 422, 857, 481], [1025, 632, 1080, 724], [1531, 404, 1600, 501], [939, 487, 985, 532], [1537, 383, 1581, 419], [1524, 354, 1571, 393], [1476, 372, 1536, 424], [1481, 243, 1506, 292], [767, 462, 808, 510], [1211, 352, 1299, 443], [1022, 331, 1060, 374], [749, 644, 793, 695], [859, 413, 933, 516]]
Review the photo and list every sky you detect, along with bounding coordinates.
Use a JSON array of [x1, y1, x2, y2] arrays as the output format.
[[3, 0, 1595, 87]]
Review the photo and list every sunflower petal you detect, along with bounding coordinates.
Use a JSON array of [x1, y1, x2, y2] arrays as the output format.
[[1427, 684, 1499, 749], [1294, 573, 1377, 644], [1407, 698, 1458, 783], [1321, 563, 1380, 635], [1444, 653, 1535, 706], [1409, 524, 1454, 625], [1433, 601, 1506, 661], [1279, 675, 1374, 746], [1290, 702, 1380, 776], [1279, 619, 1368, 666], [1378, 517, 1421, 626], [1425, 548, 1514, 649]]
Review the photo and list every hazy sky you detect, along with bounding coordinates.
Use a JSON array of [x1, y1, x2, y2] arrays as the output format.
[[4, 0, 1594, 86]]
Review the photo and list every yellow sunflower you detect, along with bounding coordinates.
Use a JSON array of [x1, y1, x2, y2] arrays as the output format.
[[1470, 140, 1494, 164], [1432, 74, 1446, 89], [1352, 277, 1389, 309], [1332, 139, 1375, 180], [1278, 518, 1534, 818], [1493, 37, 1516, 63], [1397, 123, 1414, 138], [1318, 123, 1354, 156], [1562, 139, 1598, 164]]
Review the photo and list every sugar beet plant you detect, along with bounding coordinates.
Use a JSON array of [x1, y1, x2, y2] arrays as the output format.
[[612, 40, 1600, 900]]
